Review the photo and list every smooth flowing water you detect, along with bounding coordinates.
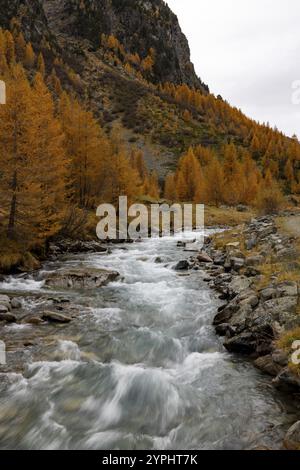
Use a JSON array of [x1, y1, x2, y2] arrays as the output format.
[[0, 232, 298, 450]]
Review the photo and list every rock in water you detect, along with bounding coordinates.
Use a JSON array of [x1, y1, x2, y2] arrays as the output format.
[[284, 421, 300, 450], [175, 260, 190, 271], [42, 311, 72, 324], [11, 298, 22, 309], [0, 295, 11, 310], [44, 267, 120, 289]]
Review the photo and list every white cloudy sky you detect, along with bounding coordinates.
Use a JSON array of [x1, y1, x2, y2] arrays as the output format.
[[165, 0, 300, 137]]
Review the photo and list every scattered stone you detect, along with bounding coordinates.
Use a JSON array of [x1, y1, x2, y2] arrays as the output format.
[[42, 311, 72, 324], [260, 288, 277, 301], [0, 295, 11, 310], [197, 252, 213, 263], [224, 333, 257, 355], [276, 281, 298, 298], [11, 298, 22, 309], [254, 355, 282, 377], [45, 267, 120, 290], [230, 257, 245, 271], [0, 305, 9, 314], [212, 255, 225, 266], [228, 276, 251, 296], [175, 260, 190, 271]]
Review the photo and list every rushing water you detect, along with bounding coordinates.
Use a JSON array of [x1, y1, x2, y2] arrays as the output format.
[[0, 232, 299, 450]]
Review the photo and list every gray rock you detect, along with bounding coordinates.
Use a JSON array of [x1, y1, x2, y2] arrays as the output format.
[[0, 295, 10, 310], [230, 257, 245, 271], [230, 304, 253, 329], [0, 304, 8, 314], [11, 298, 22, 309], [197, 252, 213, 263], [214, 273, 232, 285], [239, 294, 259, 309], [254, 355, 282, 377], [264, 296, 298, 317], [175, 260, 190, 271], [224, 333, 257, 355], [42, 311, 72, 324], [45, 267, 120, 289], [260, 288, 277, 301], [284, 421, 300, 450], [213, 255, 226, 266], [228, 276, 252, 296], [276, 281, 298, 298]]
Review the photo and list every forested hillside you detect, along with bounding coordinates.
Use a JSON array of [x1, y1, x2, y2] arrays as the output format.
[[1, 0, 300, 270]]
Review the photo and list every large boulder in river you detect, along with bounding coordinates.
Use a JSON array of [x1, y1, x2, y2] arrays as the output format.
[[45, 267, 120, 290]]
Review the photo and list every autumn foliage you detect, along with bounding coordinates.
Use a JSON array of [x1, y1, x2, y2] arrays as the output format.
[[164, 143, 283, 214], [0, 28, 159, 246]]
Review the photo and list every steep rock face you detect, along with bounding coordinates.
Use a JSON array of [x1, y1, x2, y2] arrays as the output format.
[[0, 0, 53, 44], [0, 0, 207, 89], [1, 0, 207, 89], [49, 0, 207, 89]]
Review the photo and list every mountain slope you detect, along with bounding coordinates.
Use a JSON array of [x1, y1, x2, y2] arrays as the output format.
[[52, 0, 208, 90], [1, 0, 299, 181]]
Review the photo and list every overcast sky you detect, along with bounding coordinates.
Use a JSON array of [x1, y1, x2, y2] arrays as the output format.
[[166, 0, 300, 137]]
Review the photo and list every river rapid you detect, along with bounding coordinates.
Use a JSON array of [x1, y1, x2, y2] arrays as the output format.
[[0, 231, 298, 450]]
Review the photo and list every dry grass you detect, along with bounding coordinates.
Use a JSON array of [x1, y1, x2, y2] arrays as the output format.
[[212, 228, 246, 251], [277, 327, 300, 350], [204, 206, 254, 227], [0, 235, 41, 273]]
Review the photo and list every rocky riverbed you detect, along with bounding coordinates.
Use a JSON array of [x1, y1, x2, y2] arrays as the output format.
[[175, 214, 300, 449], [0, 229, 300, 449]]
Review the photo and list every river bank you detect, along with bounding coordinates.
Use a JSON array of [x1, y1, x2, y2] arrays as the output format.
[[181, 212, 300, 449], [0, 223, 300, 449]]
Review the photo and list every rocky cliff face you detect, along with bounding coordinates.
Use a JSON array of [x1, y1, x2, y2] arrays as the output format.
[[62, 0, 207, 89], [0, 0, 52, 44], [0, 0, 207, 90]]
